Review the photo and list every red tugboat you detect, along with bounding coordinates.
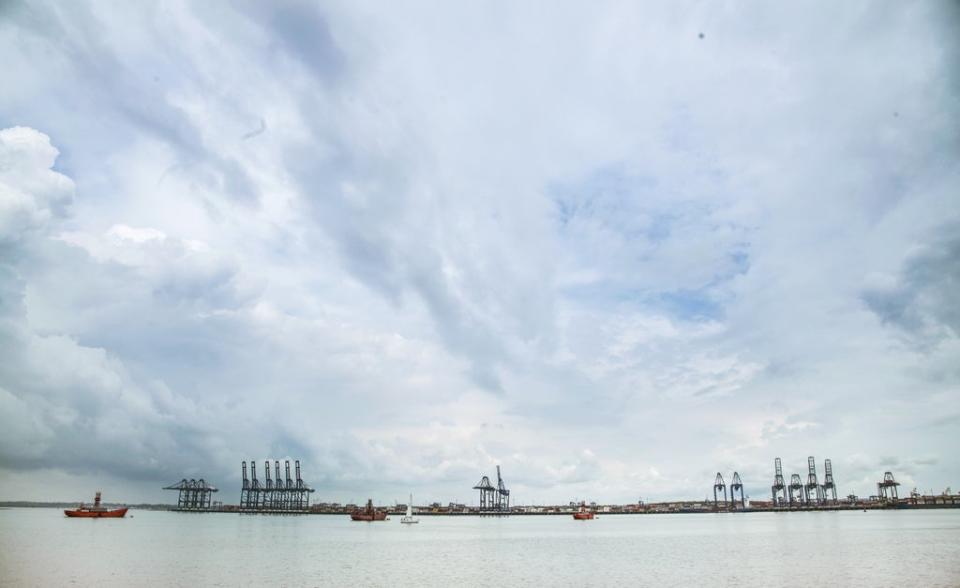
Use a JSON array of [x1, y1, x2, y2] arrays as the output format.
[[572, 501, 595, 520], [350, 499, 387, 521], [65, 491, 128, 518]]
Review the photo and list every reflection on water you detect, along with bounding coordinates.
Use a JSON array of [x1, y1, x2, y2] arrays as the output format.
[[1, 508, 958, 586]]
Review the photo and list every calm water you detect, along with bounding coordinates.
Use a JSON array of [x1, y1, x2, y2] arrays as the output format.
[[1, 508, 959, 587]]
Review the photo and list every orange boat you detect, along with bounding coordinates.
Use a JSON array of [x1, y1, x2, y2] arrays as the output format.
[[65, 491, 128, 518], [350, 499, 387, 521], [572, 501, 595, 520]]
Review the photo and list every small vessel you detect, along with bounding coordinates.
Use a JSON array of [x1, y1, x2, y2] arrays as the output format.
[[401, 494, 419, 524], [351, 499, 387, 521], [572, 501, 595, 520], [64, 491, 128, 518]]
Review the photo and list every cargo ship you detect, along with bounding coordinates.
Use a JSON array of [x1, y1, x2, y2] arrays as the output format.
[[572, 501, 595, 520], [65, 491, 128, 518], [350, 499, 387, 521]]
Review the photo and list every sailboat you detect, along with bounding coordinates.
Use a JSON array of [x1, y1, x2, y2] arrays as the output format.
[[401, 494, 419, 524]]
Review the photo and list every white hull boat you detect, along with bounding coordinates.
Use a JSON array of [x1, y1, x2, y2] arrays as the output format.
[[401, 494, 419, 524]]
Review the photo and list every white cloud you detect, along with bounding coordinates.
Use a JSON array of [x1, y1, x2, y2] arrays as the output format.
[[0, 126, 74, 241]]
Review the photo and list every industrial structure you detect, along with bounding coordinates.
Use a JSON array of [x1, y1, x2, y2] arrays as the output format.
[[698, 462, 954, 513], [163, 479, 218, 511], [788, 474, 805, 505], [821, 459, 837, 503], [771, 458, 787, 506], [473, 465, 510, 513], [709, 471, 744, 510], [240, 459, 314, 513], [804, 456, 824, 505], [878, 471, 900, 502], [730, 472, 745, 509], [767, 456, 841, 507], [496, 466, 510, 510], [712, 473, 727, 508], [473, 475, 496, 509]]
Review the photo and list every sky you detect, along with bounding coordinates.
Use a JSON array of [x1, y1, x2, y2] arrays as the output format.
[[0, 0, 958, 506]]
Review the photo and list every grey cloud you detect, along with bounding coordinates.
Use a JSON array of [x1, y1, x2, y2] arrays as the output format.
[[282, 122, 516, 391], [2, 1, 260, 204], [862, 224, 960, 344], [241, 118, 267, 141], [0, 126, 241, 485], [258, 1, 345, 81]]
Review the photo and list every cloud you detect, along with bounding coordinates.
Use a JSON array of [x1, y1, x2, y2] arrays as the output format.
[[241, 118, 267, 141], [58, 223, 252, 311], [0, 1, 958, 505], [0, 129, 226, 482], [552, 165, 753, 319], [1, 1, 261, 204], [0, 127, 74, 241], [242, 0, 346, 82], [862, 225, 960, 345]]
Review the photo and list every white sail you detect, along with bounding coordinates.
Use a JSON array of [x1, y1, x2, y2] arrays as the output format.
[[401, 493, 419, 524]]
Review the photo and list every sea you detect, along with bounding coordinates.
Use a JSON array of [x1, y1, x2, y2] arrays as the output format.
[[1, 507, 958, 587]]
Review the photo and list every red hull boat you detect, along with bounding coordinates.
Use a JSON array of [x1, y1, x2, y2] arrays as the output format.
[[573, 502, 595, 520], [350, 499, 387, 521], [65, 492, 128, 518], [64, 508, 128, 518]]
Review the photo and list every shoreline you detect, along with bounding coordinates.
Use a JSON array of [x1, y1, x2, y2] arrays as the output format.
[[5, 502, 959, 515]]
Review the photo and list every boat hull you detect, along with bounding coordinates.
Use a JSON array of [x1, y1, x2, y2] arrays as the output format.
[[65, 508, 128, 518], [351, 498, 387, 521], [350, 512, 387, 521], [573, 512, 595, 520]]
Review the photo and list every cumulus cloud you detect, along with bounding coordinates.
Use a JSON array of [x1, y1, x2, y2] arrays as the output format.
[[0, 127, 73, 241]]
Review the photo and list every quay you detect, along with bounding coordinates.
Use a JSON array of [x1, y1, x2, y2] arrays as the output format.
[[152, 495, 960, 516]]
